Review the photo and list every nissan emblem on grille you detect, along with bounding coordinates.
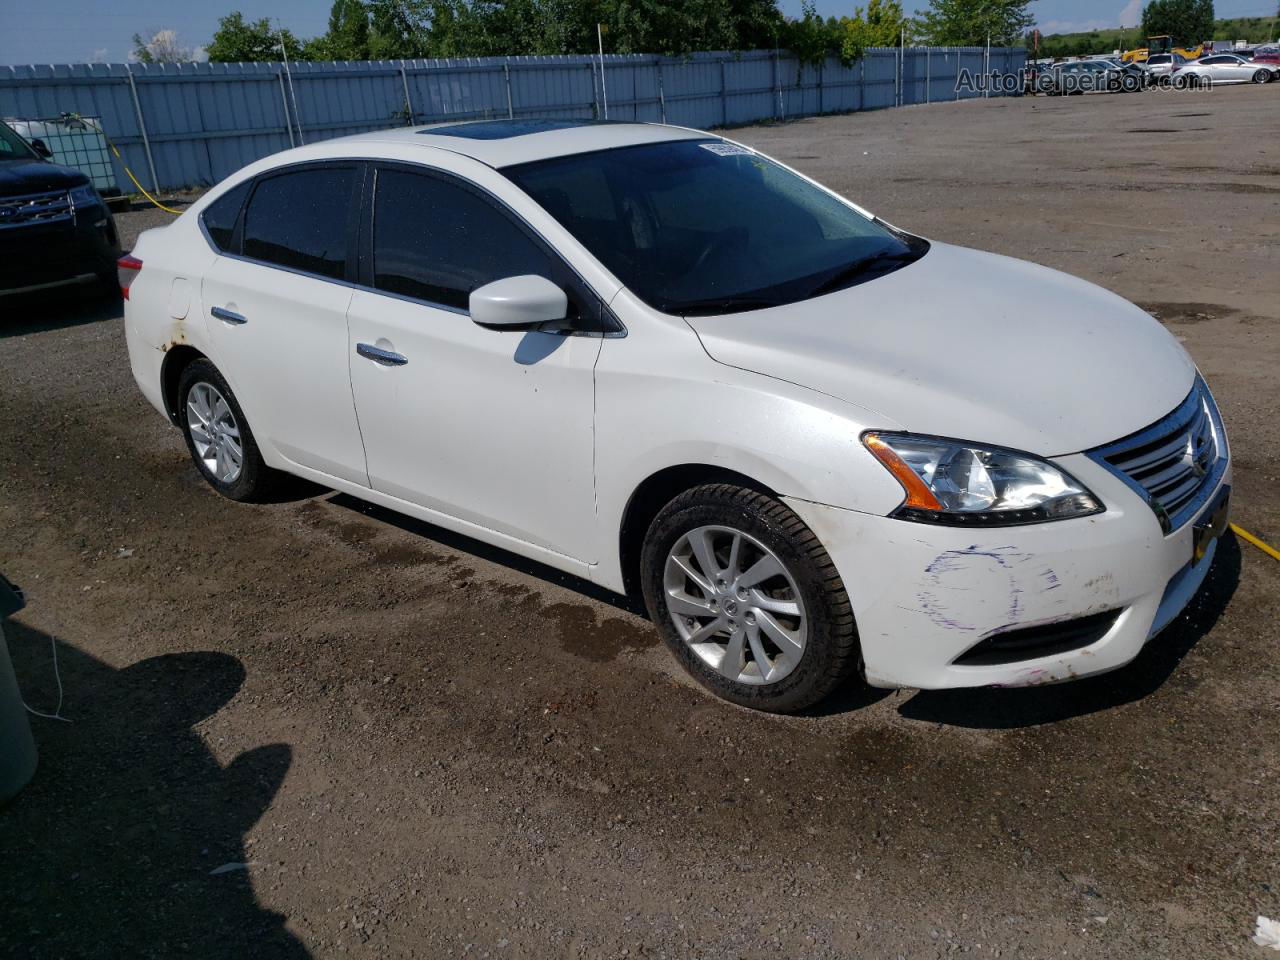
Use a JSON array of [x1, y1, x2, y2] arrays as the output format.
[[1088, 378, 1225, 534]]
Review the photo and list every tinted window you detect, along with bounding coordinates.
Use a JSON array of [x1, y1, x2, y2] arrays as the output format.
[[201, 180, 250, 253], [372, 167, 556, 310], [504, 140, 924, 316], [0, 122, 36, 159], [243, 166, 354, 279]]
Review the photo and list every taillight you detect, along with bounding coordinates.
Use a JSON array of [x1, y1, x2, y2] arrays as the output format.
[[117, 254, 142, 300]]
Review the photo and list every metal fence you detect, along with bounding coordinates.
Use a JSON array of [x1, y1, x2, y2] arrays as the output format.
[[0, 47, 1024, 194]]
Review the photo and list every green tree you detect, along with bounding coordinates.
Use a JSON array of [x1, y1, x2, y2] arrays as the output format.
[[207, 12, 304, 61], [839, 0, 908, 63], [918, 0, 1033, 46], [305, 0, 372, 59], [362, 0, 429, 57], [783, 0, 839, 65], [206, 0, 792, 62], [1141, 0, 1215, 45]]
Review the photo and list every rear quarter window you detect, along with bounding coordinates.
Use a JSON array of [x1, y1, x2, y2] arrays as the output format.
[[200, 180, 251, 253]]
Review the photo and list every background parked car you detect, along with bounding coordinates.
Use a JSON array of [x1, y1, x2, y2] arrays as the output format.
[[1251, 45, 1280, 67], [0, 119, 121, 298], [1175, 54, 1277, 87], [1141, 53, 1191, 84], [1046, 60, 1145, 95], [1096, 58, 1153, 90]]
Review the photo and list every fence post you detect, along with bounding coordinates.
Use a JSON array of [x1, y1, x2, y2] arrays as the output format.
[[503, 61, 514, 118], [859, 56, 864, 111], [399, 63, 415, 124], [125, 67, 160, 193], [956, 48, 961, 100], [772, 49, 779, 120], [597, 25, 609, 120], [657, 60, 666, 123], [984, 34, 990, 98], [818, 58, 824, 115], [277, 72, 296, 147], [720, 58, 727, 126], [896, 39, 902, 106], [926, 47, 931, 103]]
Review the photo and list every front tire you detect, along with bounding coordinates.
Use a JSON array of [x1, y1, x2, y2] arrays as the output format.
[[177, 358, 278, 501], [1253, 69, 1272, 84], [640, 484, 861, 713]]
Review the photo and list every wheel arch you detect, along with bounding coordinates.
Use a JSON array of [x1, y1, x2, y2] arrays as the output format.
[[160, 345, 208, 426], [617, 464, 779, 601]]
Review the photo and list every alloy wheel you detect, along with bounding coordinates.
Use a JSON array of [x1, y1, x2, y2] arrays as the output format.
[[662, 525, 808, 685], [186, 381, 243, 484]]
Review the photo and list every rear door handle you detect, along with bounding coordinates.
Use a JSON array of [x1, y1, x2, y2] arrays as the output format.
[[211, 306, 247, 325], [356, 342, 408, 367]]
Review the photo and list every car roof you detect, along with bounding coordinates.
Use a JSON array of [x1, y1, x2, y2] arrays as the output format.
[[329, 119, 711, 169]]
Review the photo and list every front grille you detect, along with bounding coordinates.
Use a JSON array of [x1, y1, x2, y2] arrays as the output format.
[[0, 189, 73, 230], [1089, 378, 1227, 533]]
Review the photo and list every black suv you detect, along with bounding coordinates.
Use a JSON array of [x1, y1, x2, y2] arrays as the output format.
[[0, 120, 121, 297]]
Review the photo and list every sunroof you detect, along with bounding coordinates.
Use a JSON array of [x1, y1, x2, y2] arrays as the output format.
[[420, 119, 632, 141]]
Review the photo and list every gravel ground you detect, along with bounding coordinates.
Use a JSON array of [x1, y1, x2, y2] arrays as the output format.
[[2, 86, 1278, 960]]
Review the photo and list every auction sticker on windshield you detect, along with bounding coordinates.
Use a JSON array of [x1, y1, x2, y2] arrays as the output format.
[[699, 142, 753, 156]]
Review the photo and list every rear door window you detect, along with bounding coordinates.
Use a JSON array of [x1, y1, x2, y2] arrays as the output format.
[[242, 166, 356, 280]]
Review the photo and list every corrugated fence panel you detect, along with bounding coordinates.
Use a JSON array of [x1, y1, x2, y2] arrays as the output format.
[[0, 48, 1025, 192]]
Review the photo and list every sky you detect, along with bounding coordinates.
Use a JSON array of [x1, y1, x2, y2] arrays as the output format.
[[0, 0, 1276, 65]]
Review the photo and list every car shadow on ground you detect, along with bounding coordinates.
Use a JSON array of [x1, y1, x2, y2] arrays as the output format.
[[895, 533, 1242, 730], [0, 620, 308, 958], [0, 286, 122, 339], [328, 492, 647, 617]]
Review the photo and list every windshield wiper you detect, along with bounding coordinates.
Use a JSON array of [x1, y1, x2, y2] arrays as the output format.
[[805, 249, 919, 299], [666, 295, 787, 317]]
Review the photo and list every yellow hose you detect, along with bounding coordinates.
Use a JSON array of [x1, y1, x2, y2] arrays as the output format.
[[1232, 523, 1280, 562], [108, 141, 182, 215]]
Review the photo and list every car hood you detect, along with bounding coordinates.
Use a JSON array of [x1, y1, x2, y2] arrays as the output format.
[[685, 242, 1196, 456], [0, 159, 89, 197]]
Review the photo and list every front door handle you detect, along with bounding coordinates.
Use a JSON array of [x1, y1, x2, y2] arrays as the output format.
[[211, 306, 247, 325], [356, 342, 408, 367]]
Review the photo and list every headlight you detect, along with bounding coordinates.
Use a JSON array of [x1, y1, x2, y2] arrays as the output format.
[[68, 184, 100, 210], [863, 432, 1103, 526]]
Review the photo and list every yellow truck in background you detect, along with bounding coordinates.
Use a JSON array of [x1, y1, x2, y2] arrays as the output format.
[[1121, 35, 1207, 63]]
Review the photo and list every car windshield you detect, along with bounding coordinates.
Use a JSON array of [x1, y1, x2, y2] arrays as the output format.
[[0, 122, 36, 160], [502, 139, 926, 316]]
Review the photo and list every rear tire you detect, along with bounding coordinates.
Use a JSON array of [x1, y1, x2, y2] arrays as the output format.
[[640, 484, 861, 713], [177, 358, 279, 502]]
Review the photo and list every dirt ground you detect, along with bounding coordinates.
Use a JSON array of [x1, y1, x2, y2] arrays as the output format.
[[2, 86, 1278, 960]]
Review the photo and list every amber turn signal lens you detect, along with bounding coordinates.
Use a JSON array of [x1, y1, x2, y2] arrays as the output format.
[[863, 433, 943, 511]]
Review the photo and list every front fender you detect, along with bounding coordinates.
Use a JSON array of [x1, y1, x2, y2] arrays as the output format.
[[590, 318, 908, 592]]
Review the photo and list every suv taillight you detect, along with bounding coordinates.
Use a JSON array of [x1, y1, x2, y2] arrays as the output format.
[[117, 254, 142, 300]]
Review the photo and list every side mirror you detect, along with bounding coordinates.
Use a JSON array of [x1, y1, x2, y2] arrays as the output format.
[[30, 138, 52, 159], [469, 275, 568, 331]]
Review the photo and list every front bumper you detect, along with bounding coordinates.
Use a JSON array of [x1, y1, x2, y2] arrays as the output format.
[[0, 200, 120, 293], [785, 452, 1231, 690]]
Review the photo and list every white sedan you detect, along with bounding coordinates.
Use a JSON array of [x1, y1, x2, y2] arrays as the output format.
[[1175, 53, 1277, 86], [122, 120, 1231, 712]]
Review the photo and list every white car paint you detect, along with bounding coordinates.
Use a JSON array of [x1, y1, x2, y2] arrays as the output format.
[[124, 121, 1230, 692]]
